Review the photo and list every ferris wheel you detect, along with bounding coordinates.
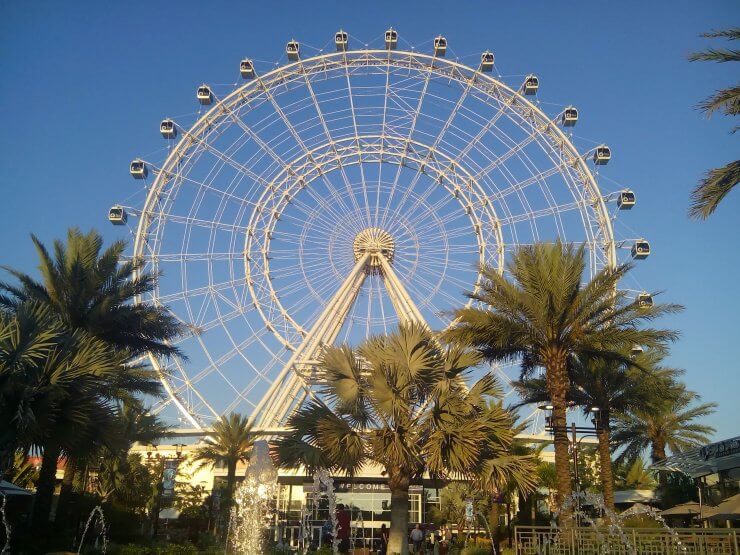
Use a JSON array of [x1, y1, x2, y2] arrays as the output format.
[[111, 30, 649, 432]]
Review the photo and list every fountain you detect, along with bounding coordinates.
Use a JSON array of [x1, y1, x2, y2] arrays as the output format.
[[77, 505, 108, 555], [312, 469, 338, 554], [620, 503, 688, 553], [533, 491, 688, 554], [1, 492, 10, 555], [228, 441, 279, 555]]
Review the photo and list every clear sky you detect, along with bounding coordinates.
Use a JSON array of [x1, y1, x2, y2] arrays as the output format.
[[1, 1, 738, 440]]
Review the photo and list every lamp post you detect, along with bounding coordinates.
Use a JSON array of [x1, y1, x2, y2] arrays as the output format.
[[146, 443, 185, 538], [538, 403, 603, 515]]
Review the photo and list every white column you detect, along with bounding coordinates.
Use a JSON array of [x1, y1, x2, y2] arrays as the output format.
[[253, 253, 370, 428]]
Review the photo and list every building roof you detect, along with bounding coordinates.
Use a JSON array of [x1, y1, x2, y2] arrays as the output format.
[[650, 436, 740, 478], [614, 489, 657, 504]]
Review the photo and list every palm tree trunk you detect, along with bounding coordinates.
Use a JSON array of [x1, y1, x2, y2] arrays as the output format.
[[56, 457, 77, 532], [652, 443, 668, 499], [490, 502, 500, 554], [225, 459, 237, 511], [596, 416, 615, 510], [32, 441, 61, 532], [544, 351, 573, 509], [387, 469, 410, 555]]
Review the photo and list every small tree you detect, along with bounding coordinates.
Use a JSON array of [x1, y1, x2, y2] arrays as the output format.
[[612, 383, 715, 491], [273, 323, 536, 555], [192, 413, 255, 513]]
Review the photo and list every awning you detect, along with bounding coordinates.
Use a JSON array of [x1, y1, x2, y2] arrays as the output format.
[[0, 480, 33, 496], [703, 493, 740, 521], [660, 502, 703, 517], [159, 507, 181, 520], [614, 489, 656, 504]]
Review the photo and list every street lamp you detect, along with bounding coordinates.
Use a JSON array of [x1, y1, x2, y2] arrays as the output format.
[[538, 401, 604, 511], [147, 443, 185, 538]]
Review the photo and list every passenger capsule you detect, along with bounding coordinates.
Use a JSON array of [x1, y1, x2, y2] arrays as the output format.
[[286, 40, 300, 61], [240, 59, 255, 79], [130, 159, 147, 179], [108, 205, 127, 225], [160, 119, 176, 139], [618, 189, 636, 210], [385, 28, 398, 50], [523, 74, 539, 95], [434, 36, 447, 57], [636, 292, 654, 309], [631, 239, 650, 260], [196, 85, 213, 105], [593, 145, 611, 165], [480, 51, 494, 72], [562, 106, 578, 127], [630, 344, 644, 357], [335, 30, 348, 52]]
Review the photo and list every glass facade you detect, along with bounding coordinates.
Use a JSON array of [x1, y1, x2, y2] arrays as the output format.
[[276, 481, 428, 550]]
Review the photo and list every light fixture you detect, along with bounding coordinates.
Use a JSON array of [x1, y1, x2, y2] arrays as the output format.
[[538, 403, 554, 411]]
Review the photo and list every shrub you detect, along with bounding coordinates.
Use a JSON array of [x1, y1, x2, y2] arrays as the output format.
[[462, 546, 493, 555]]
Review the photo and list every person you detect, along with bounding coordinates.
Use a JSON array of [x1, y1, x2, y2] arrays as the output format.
[[379, 523, 389, 555], [432, 532, 441, 555], [410, 524, 424, 553], [336, 503, 351, 554]]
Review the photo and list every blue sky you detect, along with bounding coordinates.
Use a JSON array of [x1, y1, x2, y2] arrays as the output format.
[[1, 1, 738, 440]]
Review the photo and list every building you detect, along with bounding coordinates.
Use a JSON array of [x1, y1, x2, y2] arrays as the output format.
[[652, 435, 740, 522]]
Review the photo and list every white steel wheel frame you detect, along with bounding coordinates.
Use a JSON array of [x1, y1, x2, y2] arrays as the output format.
[[130, 48, 618, 431]]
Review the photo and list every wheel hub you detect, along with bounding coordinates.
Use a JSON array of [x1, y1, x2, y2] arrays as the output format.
[[353, 227, 395, 274]]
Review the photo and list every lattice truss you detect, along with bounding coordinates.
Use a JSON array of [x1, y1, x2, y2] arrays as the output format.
[[113, 38, 646, 432]]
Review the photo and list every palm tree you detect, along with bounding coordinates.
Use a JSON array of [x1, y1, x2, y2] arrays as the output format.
[[688, 28, 740, 219], [0, 302, 64, 469], [0, 228, 182, 525], [273, 323, 536, 555], [442, 242, 680, 507], [611, 384, 715, 489], [3, 452, 39, 489], [0, 227, 184, 357], [55, 401, 168, 534], [514, 351, 672, 510], [192, 412, 255, 511], [615, 457, 656, 491]]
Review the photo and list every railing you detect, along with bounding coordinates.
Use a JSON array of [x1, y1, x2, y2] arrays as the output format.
[[514, 526, 739, 554]]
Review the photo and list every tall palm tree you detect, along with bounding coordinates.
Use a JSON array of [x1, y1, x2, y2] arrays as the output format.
[[0, 228, 182, 524], [514, 351, 673, 510], [688, 28, 740, 219], [273, 323, 536, 555], [443, 242, 679, 507], [0, 227, 184, 357], [611, 384, 715, 489], [192, 413, 255, 511]]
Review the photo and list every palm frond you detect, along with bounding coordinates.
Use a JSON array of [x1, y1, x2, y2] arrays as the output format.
[[688, 48, 740, 63], [689, 160, 740, 219]]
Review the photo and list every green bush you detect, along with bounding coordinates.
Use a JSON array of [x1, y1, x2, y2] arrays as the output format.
[[461, 546, 492, 555], [107, 542, 201, 555]]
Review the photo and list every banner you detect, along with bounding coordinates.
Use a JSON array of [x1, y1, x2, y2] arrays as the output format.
[[162, 459, 178, 498]]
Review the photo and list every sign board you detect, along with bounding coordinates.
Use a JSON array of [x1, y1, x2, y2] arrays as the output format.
[[465, 498, 474, 522], [700, 437, 740, 461], [161, 460, 178, 498]]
